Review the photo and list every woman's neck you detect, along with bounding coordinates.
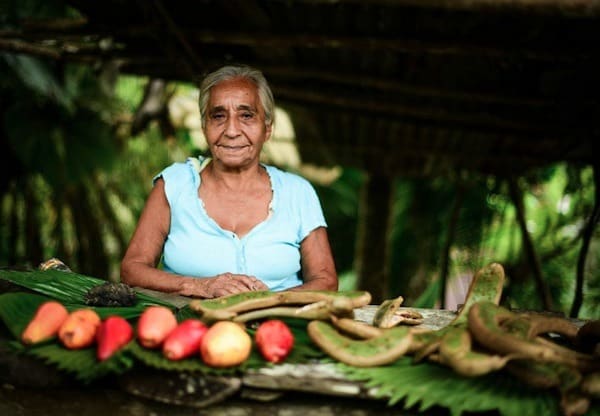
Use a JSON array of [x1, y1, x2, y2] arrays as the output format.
[[203, 162, 266, 193]]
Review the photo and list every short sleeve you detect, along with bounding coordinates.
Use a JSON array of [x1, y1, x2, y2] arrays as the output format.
[[295, 177, 327, 242], [152, 161, 198, 207]]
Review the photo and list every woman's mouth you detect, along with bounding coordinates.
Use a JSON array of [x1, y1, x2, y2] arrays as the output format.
[[218, 144, 247, 151]]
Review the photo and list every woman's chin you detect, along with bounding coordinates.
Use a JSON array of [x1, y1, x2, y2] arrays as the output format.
[[215, 151, 256, 166]]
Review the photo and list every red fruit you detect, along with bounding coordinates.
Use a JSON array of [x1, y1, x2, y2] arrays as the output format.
[[162, 319, 208, 360], [96, 316, 133, 361], [137, 306, 178, 348], [255, 320, 294, 363]]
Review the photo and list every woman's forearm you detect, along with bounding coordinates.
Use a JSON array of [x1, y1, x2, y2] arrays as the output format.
[[292, 273, 338, 291], [120, 261, 270, 298], [120, 261, 210, 297]]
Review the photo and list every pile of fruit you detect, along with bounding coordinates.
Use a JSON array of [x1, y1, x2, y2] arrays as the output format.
[[20, 301, 294, 367], [4, 263, 599, 416]]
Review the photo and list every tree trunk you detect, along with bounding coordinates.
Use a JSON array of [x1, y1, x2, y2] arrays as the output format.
[[24, 179, 43, 267], [571, 162, 600, 318], [354, 173, 394, 304], [508, 177, 553, 311]]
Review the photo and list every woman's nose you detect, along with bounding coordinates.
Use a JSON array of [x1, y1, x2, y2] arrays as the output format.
[[224, 116, 241, 137]]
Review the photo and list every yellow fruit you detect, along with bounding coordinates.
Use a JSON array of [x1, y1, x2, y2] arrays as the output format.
[[200, 321, 251, 367]]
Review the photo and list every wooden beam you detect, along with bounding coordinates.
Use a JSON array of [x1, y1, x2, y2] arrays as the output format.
[[274, 84, 583, 136], [7, 21, 590, 62], [19, 17, 88, 31], [146, 0, 204, 73], [0, 38, 61, 59], [263, 65, 562, 108], [184, 31, 589, 62], [278, 0, 600, 17]]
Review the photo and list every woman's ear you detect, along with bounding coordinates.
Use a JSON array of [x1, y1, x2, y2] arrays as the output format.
[[265, 123, 273, 141]]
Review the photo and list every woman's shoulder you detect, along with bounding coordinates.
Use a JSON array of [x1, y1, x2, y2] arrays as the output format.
[[158, 157, 205, 182], [162, 160, 189, 174], [265, 164, 312, 189], [154, 157, 203, 201]]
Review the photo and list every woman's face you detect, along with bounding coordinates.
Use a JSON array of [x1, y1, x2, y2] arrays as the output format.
[[203, 77, 272, 169]]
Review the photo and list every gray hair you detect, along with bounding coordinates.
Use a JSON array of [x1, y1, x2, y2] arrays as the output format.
[[199, 65, 275, 129]]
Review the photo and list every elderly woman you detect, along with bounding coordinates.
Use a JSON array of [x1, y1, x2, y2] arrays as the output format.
[[120, 65, 338, 298]]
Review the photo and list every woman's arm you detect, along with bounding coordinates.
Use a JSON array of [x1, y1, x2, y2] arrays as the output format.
[[120, 178, 267, 298], [293, 227, 338, 291]]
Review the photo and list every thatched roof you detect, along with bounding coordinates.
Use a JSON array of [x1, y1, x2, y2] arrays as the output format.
[[3, 0, 599, 177]]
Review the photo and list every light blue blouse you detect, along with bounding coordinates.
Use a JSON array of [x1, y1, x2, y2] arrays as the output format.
[[155, 156, 327, 291]]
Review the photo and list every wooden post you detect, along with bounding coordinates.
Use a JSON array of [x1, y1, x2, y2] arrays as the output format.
[[439, 183, 466, 309], [354, 173, 394, 304]]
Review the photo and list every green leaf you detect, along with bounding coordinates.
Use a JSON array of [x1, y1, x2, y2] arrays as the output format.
[[0, 291, 135, 382], [338, 358, 562, 416], [0, 269, 106, 302], [1, 273, 594, 416], [0, 292, 52, 339], [175, 305, 199, 321], [2, 54, 72, 108], [0, 269, 174, 310], [0, 288, 322, 382], [26, 342, 134, 383], [587, 404, 600, 416], [40, 340, 133, 383], [4, 103, 118, 187], [276, 318, 325, 362], [128, 341, 241, 375]]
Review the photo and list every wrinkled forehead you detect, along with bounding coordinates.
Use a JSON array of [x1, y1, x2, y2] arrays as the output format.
[[208, 78, 262, 111]]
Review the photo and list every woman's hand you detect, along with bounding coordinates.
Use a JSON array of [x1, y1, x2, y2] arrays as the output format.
[[192, 273, 269, 298]]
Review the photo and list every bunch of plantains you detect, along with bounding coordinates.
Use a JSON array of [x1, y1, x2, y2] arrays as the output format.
[[190, 263, 599, 416]]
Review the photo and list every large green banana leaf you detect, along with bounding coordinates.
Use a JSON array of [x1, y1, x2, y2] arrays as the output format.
[[338, 359, 569, 416], [0, 269, 172, 312], [0, 270, 323, 382]]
